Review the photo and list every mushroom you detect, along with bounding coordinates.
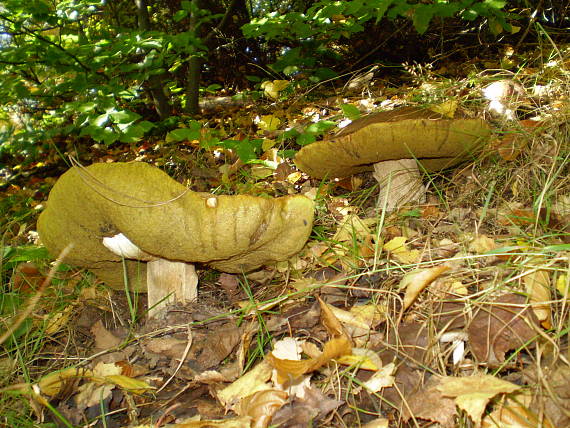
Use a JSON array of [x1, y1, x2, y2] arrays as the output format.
[[37, 162, 314, 317], [482, 79, 527, 121], [294, 107, 491, 211]]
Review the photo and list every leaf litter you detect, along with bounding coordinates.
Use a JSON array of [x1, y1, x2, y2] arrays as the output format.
[[1, 57, 570, 428]]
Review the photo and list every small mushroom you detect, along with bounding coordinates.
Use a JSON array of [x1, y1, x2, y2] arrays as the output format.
[[294, 107, 491, 211], [482, 79, 527, 121], [37, 162, 314, 317]]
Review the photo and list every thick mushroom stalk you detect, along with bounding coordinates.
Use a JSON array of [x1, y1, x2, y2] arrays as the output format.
[[294, 107, 491, 211], [372, 159, 426, 211], [37, 162, 314, 317], [102, 232, 198, 318]]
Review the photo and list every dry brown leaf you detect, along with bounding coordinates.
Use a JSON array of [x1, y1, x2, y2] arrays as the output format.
[[91, 320, 123, 350], [270, 386, 343, 427], [318, 297, 351, 340], [402, 376, 457, 427], [468, 293, 538, 366], [399, 264, 450, 310], [482, 391, 556, 428], [438, 374, 520, 426], [468, 235, 496, 254], [239, 389, 288, 428]]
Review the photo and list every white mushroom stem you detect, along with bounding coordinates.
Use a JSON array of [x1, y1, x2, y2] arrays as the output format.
[[102, 233, 198, 318], [146, 259, 198, 318], [372, 159, 427, 212]]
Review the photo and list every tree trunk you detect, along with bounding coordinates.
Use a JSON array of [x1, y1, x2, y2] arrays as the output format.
[[135, 0, 171, 119]]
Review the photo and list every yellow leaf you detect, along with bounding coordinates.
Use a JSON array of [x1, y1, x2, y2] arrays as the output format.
[[318, 297, 350, 339], [383, 236, 420, 264], [37, 367, 91, 397], [217, 361, 273, 407], [257, 115, 281, 132], [556, 274, 568, 298], [333, 214, 372, 243], [437, 374, 519, 426], [261, 80, 289, 99], [430, 99, 458, 118], [337, 348, 382, 371], [267, 337, 352, 385], [399, 265, 450, 310], [262, 139, 276, 151], [104, 375, 154, 394], [524, 263, 552, 328]]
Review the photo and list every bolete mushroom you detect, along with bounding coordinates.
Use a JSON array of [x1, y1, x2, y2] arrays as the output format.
[[37, 162, 314, 317], [294, 107, 491, 210]]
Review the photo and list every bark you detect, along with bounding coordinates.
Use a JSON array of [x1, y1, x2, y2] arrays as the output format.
[[135, 0, 171, 119], [185, 0, 241, 116]]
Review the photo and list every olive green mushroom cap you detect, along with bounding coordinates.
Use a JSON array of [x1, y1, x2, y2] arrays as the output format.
[[294, 107, 492, 179], [37, 162, 314, 290]]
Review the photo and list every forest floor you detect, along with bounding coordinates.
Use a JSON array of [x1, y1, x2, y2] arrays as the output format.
[[1, 44, 570, 428]]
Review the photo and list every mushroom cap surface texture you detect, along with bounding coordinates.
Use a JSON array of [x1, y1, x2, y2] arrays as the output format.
[[37, 162, 314, 290], [294, 107, 492, 179]]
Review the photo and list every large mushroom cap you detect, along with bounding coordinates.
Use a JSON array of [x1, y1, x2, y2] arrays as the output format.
[[294, 107, 492, 179], [37, 162, 314, 290]]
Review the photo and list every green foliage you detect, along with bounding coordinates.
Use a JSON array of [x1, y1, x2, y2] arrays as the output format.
[[282, 119, 336, 146], [340, 103, 361, 120], [244, 0, 510, 39], [166, 121, 265, 164], [243, 0, 511, 75], [0, 0, 216, 155]]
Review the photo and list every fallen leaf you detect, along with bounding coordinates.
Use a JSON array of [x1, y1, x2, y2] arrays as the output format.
[[239, 389, 288, 427], [362, 419, 389, 428], [482, 391, 556, 428], [402, 376, 457, 427], [270, 386, 342, 428], [318, 297, 351, 340], [261, 80, 289, 99], [523, 261, 552, 328], [399, 264, 450, 310], [256, 115, 281, 132], [468, 293, 538, 366], [437, 374, 520, 426], [267, 337, 352, 386], [361, 363, 396, 392], [37, 367, 91, 398], [383, 236, 420, 264], [556, 274, 568, 298], [468, 235, 496, 254], [217, 361, 273, 408], [91, 320, 123, 350], [337, 348, 382, 371], [430, 99, 458, 118]]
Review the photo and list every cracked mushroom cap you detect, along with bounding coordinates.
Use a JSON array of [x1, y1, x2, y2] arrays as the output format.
[[294, 107, 492, 179], [37, 162, 314, 290]]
